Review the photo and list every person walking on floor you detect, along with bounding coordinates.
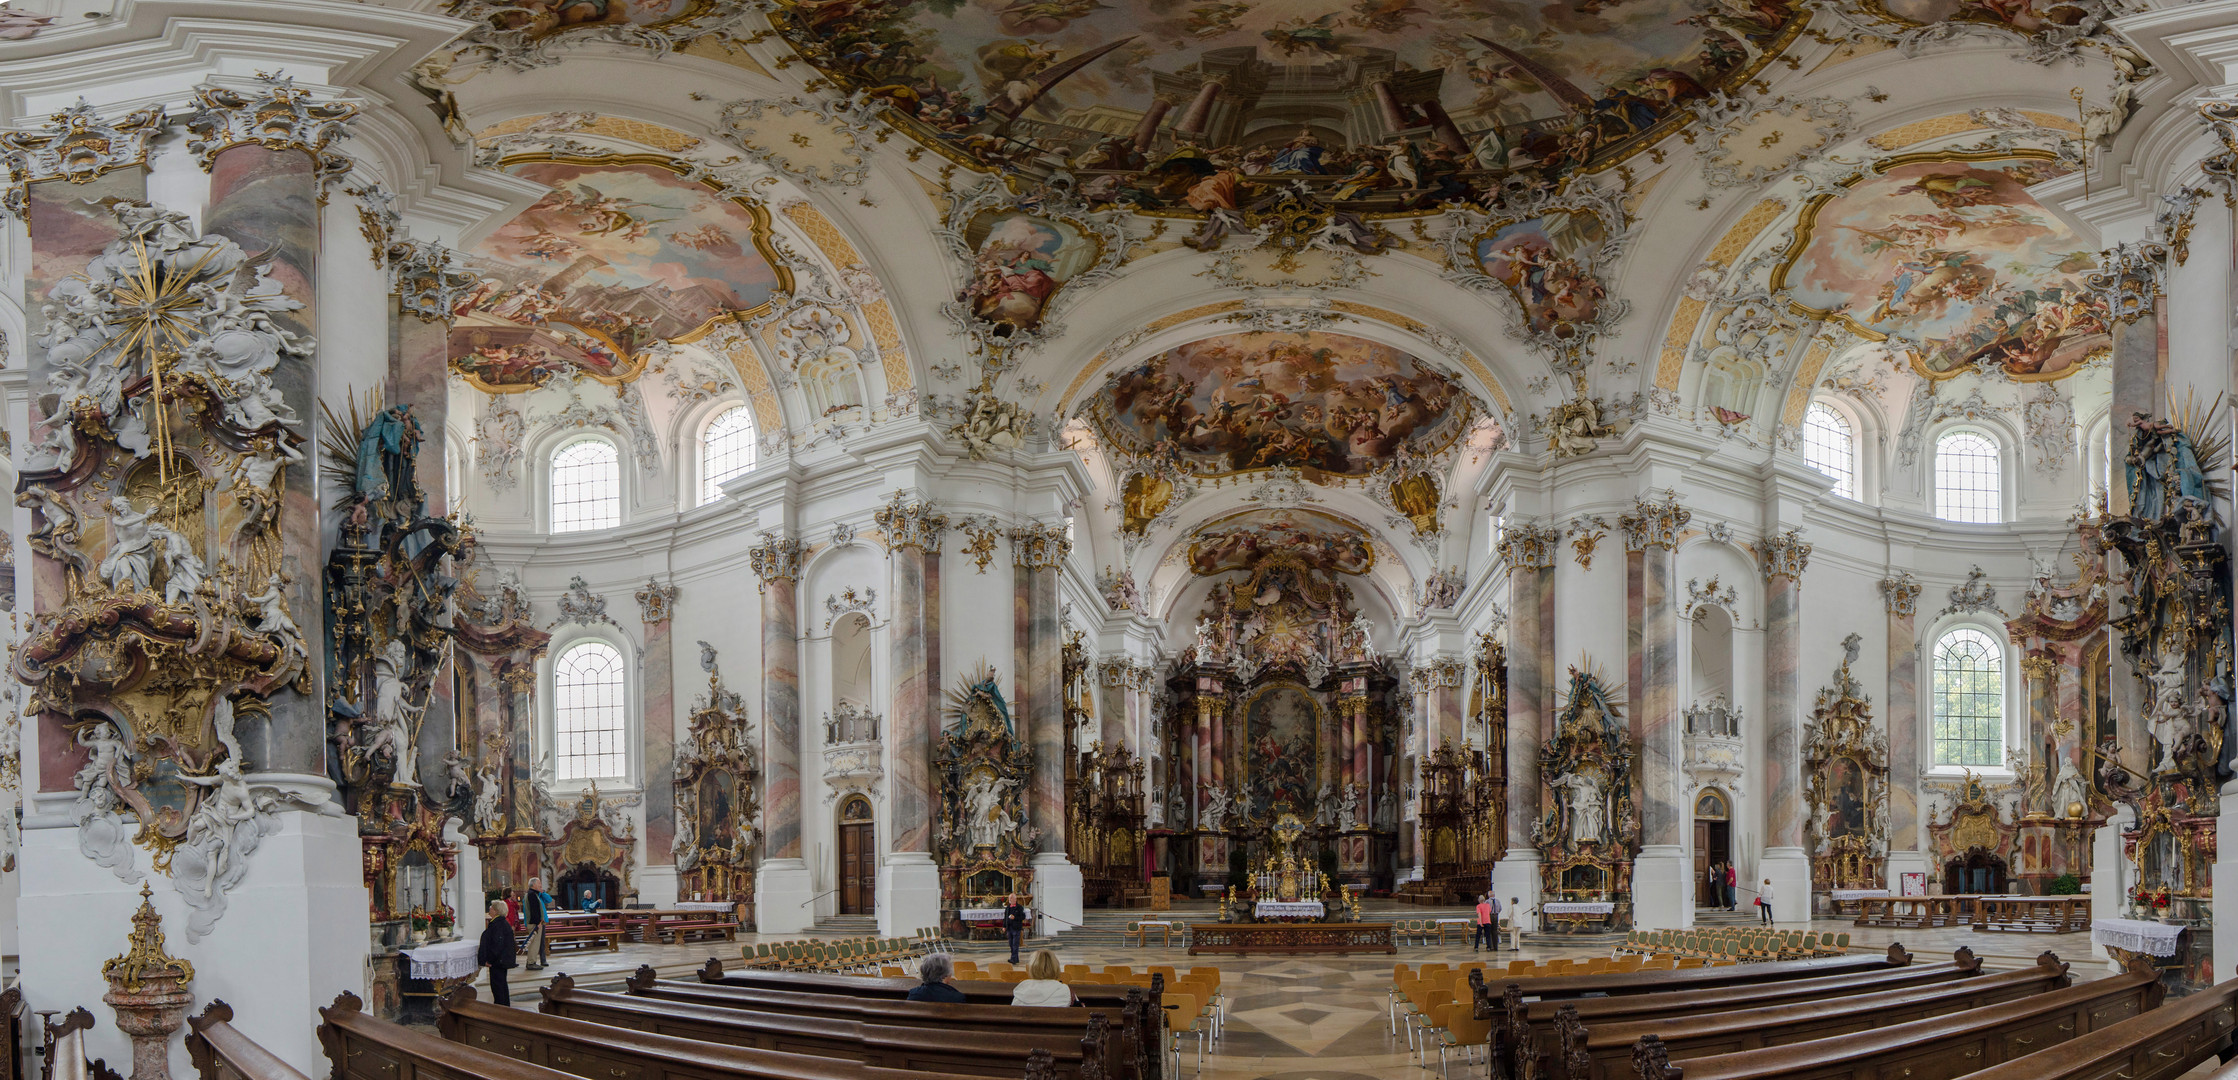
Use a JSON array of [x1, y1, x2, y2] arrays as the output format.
[[1473, 893, 1499, 951], [1002, 893, 1028, 964], [1757, 878, 1775, 924], [523, 877, 554, 971], [478, 900, 518, 1006], [1726, 864, 1738, 909]]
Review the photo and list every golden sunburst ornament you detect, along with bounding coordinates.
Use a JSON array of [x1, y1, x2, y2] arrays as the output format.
[[99, 240, 227, 482]]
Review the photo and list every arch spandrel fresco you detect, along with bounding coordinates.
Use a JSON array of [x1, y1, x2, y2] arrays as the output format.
[[1086, 331, 1469, 481], [448, 157, 790, 391], [1772, 152, 2108, 382]]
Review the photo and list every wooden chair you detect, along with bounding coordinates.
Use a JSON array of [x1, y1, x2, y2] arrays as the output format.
[[1123, 921, 1145, 947], [1163, 991, 1204, 1075]]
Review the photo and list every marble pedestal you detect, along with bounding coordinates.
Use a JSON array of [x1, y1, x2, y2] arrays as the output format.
[[880, 852, 942, 938], [1491, 852, 1543, 934], [755, 859, 815, 934], [1760, 847, 1812, 923], [1632, 845, 1688, 930], [1030, 854, 1083, 939]]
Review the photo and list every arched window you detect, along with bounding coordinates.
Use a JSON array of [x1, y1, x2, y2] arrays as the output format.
[[553, 640, 628, 781], [1801, 402, 1856, 499], [1934, 429, 2001, 524], [1932, 627, 2003, 767], [550, 438, 620, 533], [699, 405, 757, 506]]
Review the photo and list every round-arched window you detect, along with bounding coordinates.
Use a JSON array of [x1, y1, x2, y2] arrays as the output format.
[[700, 406, 757, 506], [554, 640, 627, 781], [551, 439, 621, 533]]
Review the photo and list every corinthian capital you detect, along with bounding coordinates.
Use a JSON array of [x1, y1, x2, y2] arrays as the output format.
[[873, 492, 948, 555], [1759, 528, 1811, 583], [1618, 489, 1690, 552], [749, 534, 806, 587], [1009, 522, 1070, 571]]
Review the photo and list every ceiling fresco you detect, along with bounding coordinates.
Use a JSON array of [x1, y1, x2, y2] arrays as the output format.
[[1773, 152, 2107, 381], [1187, 508, 1376, 576], [1087, 331, 1469, 480], [777, 0, 1806, 210], [448, 157, 789, 391]]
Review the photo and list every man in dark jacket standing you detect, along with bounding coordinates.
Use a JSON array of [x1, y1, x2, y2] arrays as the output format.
[[523, 878, 554, 971], [478, 900, 518, 1006], [1001, 894, 1028, 964]]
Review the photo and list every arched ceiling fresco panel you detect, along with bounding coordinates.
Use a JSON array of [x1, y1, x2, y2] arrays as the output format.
[[776, 0, 1809, 209], [1771, 152, 2107, 382], [448, 156, 790, 392], [1084, 330, 1469, 480], [1187, 507, 1376, 576]]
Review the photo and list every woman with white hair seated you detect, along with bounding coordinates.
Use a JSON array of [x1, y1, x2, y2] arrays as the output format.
[[907, 952, 967, 1003], [477, 899, 519, 1005]]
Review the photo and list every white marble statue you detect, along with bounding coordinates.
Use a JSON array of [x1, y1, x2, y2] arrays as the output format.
[[2147, 651, 2189, 773], [442, 749, 472, 798], [98, 497, 159, 594], [1375, 786, 1397, 828], [1200, 784, 1234, 832], [1314, 783, 1335, 827], [674, 811, 700, 872], [1549, 770, 1606, 843], [1337, 785, 1360, 831], [371, 640, 419, 787], [155, 525, 206, 606], [2051, 756, 2088, 816], [963, 773, 1018, 848], [473, 769, 503, 833]]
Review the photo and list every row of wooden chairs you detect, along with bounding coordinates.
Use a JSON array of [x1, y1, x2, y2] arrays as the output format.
[[741, 931, 935, 973], [1617, 928, 1850, 962], [1387, 918, 1502, 946]]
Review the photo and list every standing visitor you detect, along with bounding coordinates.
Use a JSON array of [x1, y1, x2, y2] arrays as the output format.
[[1473, 893, 1499, 951], [523, 877, 553, 971], [1725, 864, 1738, 910], [1758, 878, 1775, 924], [1002, 893, 1028, 964], [478, 900, 518, 1006]]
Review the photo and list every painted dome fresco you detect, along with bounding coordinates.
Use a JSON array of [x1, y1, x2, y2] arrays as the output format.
[[775, 0, 1807, 210]]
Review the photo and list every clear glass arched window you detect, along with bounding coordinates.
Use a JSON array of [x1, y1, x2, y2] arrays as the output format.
[[1934, 429, 2002, 524], [1932, 627, 2003, 767], [1801, 402, 1857, 500], [699, 405, 757, 506], [553, 640, 627, 781], [551, 438, 621, 533]]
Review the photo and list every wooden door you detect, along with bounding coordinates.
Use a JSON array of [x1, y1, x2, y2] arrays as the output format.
[[840, 822, 874, 914], [1693, 821, 1712, 906]]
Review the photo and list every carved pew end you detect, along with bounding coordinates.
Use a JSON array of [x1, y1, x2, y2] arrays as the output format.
[[2035, 950, 2072, 986], [1951, 946, 1978, 972], [626, 966, 659, 994], [699, 957, 726, 983], [1632, 1034, 1682, 1080], [1886, 943, 1912, 966], [184, 1001, 234, 1080]]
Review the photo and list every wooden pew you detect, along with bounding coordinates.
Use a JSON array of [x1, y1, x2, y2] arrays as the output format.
[[1971, 896, 2089, 934], [1487, 944, 1913, 1002], [185, 1002, 311, 1080], [434, 986, 1053, 1080], [1475, 947, 1978, 1062], [697, 959, 1142, 1012], [534, 975, 1135, 1080], [1630, 966, 2164, 1080], [542, 913, 623, 953], [321, 991, 1031, 1080], [626, 967, 1165, 1057], [1565, 953, 2071, 1080], [1, 985, 22, 1080], [1959, 975, 2238, 1080]]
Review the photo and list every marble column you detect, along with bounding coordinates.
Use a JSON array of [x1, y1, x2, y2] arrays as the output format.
[[1098, 663, 1129, 749], [1619, 494, 1688, 929], [875, 496, 945, 935], [1420, 101, 1469, 156], [750, 535, 812, 932], [636, 582, 679, 887], [1175, 80, 1224, 138], [1759, 529, 1811, 921], [1011, 523, 1079, 933], [1879, 574, 1925, 887], [1130, 99, 1174, 154], [1493, 524, 1558, 918], [1370, 80, 1409, 132]]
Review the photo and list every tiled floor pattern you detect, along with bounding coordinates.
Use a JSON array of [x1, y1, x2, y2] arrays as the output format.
[[490, 917, 2139, 1079]]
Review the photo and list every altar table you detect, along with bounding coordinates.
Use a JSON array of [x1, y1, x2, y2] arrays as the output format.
[[1253, 901, 1325, 919], [1973, 895, 2089, 934], [1540, 901, 1618, 933], [1435, 917, 1476, 945], [2093, 918, 2186, 957], [1189, 922, 1394, 956], [400, 940, 479, 981]]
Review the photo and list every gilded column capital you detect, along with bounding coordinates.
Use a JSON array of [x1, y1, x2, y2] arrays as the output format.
[[1008, 522, 1070, 571], [635, 577, 680, 624], [2198, 97, 2238, 205], [873, 491, 948, 554], [1878, 572, 1921, 617], [0, 100, 166, 217], [2084, 240, 2168, 326], [1618, 489, 1690, 552], [749, 534, 806, 588], [1497, 522, 1560, 571], [2019, 654, 2056, 680], [181, 74, 360, 198], [1759, 528, 1811, 583], [385, 239, 480, 323]]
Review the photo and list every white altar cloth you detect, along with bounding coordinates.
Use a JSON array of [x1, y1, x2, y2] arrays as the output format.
[[2092, 918, 2185, 957], [1541, 902, 1617, 915], [1831, 889, 1889, 901], [960, 908, 1008, 921], [1254, 901, 1325, 918], [674, 902, 735, 912], [400, 940, 479, 981]]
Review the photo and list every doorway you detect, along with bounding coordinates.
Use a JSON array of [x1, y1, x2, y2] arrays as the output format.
[[839, 795, 876, 916], [1693, 790, 1732, 909]]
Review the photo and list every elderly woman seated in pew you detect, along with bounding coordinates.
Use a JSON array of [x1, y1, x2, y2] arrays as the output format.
[[1010, 950, 1078, 1008], [907, 953, 967, 1003]]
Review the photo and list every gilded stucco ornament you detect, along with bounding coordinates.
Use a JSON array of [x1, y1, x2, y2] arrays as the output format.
[[1437, 184, 1630, 365], [1689, 92, 1859, 190], [873, 492, 948, 554], [553, 576, 616, 628], [442, 0, 766, 71], [748, 533, 806, 586], [182, 74, 361, 200], [1880, 572, 1923, 617], [0, 99, 166, 218], [717, 93, 885, 189], [1759, 528, 1812, 583], [2085, 241, 2168, 326], [635, 578, 680, 624]]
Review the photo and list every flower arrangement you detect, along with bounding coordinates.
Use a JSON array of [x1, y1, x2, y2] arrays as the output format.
[[430, 908, 455, 930]]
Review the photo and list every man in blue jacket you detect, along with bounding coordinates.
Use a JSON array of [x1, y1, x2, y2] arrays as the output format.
[[523, 877, 554, 971]]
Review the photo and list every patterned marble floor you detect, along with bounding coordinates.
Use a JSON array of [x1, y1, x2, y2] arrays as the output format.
[[491, 917, 2125, 1079]]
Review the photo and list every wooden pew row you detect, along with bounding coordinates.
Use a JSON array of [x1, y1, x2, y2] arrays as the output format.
[[185, 1002, 311, 1080], [1566, 953, 2071, 1080], [538, 976, 1141, 1080], [697, 959, 1141, 1012], [1961, 975, 2237, 1080], [319, 993, 1043, 1080], [1474, 947, 1981, 1059], [626, 967, 1166, 1057], [1631, 967, 2163, 1080], [1489, 944, 1912, 1002], [440, 987, 1065, 1080]]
